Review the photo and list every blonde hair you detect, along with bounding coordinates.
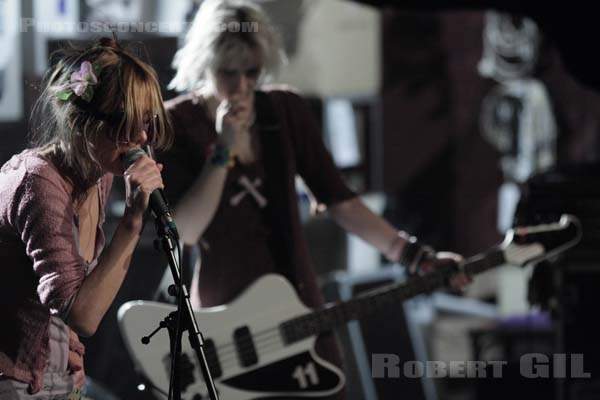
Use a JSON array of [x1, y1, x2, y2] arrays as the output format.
[[169, 0, 286, 93], [31, 37, 172, 201]]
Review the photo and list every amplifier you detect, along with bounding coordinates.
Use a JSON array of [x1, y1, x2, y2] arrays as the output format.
[[514, 163, 600, 400], [321, 266, 432, 400]]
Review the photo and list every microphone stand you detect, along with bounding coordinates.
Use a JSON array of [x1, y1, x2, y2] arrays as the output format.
[[144, 220, 220, 400]]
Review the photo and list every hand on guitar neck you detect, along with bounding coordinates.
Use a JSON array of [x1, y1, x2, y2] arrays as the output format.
[[399, 214, 583, 293], [429, 251, 473, 290]]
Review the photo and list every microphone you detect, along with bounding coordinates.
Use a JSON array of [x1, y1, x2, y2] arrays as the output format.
[[122, 146, 179, 239]]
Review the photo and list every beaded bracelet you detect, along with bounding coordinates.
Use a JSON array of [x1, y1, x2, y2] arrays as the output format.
[[206, 142, 236, 169], [396, 233, 435, 276]]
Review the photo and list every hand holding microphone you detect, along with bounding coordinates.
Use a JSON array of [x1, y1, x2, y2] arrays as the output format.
[[122, 146, 179, 239]]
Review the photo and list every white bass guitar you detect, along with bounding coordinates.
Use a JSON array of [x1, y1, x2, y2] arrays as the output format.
[[119, 215, 581, 400]]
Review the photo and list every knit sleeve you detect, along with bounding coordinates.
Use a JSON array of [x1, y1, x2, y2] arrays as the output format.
[[11, 171, 85, 316]]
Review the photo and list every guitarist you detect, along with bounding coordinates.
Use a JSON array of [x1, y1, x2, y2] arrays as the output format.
[[159, 0, 470, 398]]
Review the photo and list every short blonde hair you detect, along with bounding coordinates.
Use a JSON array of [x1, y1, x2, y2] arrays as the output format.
[[169, 0, 286, 93]]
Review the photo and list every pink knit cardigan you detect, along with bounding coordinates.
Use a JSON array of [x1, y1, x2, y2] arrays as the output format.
[[0, 150, 112, 393]]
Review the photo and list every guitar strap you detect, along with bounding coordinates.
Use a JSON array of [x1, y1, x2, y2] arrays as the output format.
[[255, 91, 300, 289]]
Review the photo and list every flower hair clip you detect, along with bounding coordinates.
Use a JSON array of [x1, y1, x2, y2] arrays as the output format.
[[56, 61, 101, 103]]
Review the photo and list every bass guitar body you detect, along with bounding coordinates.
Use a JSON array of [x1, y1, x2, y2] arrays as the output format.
[[119, 275, 345, 400]]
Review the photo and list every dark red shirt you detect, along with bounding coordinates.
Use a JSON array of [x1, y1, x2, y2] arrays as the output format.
[[161, 88, 356, 310]]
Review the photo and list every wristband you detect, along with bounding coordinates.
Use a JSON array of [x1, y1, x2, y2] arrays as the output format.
[[206, 142, 236, 169], [399, 236, 435, 276]]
